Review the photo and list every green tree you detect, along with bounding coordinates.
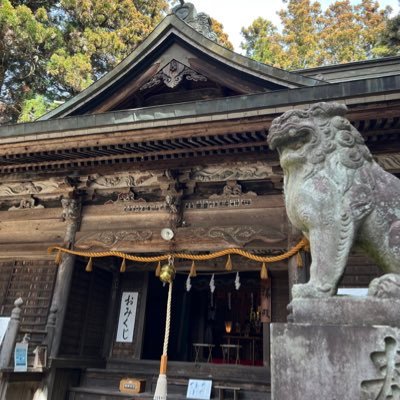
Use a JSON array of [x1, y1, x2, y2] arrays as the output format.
[[321, 0, 391, 64], [356, 0, 392, 57], [0, 0, 169, 123], [0, 0, 62, 122], [211, 18, 233, 50], [1, 0, 232, 123], [241, 17, 286, 67], [18, 94, 58, 122], [240, 0, 391, 69], [278, 0, 324, 69], [379, 2, 400, 55], [54, 0, 169, 90]]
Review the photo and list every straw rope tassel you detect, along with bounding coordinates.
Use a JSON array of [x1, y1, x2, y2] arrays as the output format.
[[189, 260, 197, 277], [85, 257, 93, 272], [153, 281, 173, 400], [296, 252, 303, 268], [55, 249, 62, 265], [155, 261, 161, 277], [260, 262, 269, 280], [120, 257, 127, 273], [225, 254, 233, 271]]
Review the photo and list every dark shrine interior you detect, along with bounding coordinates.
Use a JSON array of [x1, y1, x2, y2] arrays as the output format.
[[142, 271, 264, 365]]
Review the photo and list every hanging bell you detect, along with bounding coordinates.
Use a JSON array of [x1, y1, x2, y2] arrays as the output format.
[[159, 258, 176, 284]]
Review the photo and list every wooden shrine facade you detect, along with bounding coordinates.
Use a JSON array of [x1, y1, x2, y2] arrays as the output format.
[[0, 4, 399, 399]]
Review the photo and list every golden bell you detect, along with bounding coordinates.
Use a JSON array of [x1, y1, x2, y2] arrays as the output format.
[[159, 263, 176, 283]]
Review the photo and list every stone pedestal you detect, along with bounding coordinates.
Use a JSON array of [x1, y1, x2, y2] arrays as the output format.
[[271, 298, 400, 400]]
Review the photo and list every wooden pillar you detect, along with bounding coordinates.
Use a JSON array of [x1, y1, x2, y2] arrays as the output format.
[[47, 196, 82, 359], [37, 197, 82, 400], [102, 264, 120, 359], [263, 323, 270, 368], [133, 272, 149, 360], [287, 223, 308, 302], [260, 277, 272, 367]]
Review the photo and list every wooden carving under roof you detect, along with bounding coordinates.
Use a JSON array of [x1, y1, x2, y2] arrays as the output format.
[[37, 10, 320, 120]]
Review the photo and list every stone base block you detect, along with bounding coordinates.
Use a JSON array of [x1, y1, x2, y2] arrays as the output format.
[[271, 323, 400, 400], [288, 297, 400, 326]]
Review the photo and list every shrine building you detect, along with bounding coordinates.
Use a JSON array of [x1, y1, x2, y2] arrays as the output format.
[[0, 2, 399, 399]]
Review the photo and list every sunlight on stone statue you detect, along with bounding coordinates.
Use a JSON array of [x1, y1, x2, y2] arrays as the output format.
[[268, 102, 400, 298]]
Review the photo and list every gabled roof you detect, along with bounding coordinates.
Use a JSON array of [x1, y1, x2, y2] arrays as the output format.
[[40, 12, 321, 120]]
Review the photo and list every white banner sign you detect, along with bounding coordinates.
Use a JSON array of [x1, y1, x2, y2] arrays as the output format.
[[116, 292, 138, 343]]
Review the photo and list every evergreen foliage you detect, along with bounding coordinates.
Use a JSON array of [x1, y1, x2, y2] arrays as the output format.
[[0, 0, 231, 123], [380, 2, 400, 55], [241, 0, 392, 69]]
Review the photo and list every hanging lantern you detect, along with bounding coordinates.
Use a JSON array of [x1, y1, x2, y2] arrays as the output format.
[[224, 321, 232, 334]]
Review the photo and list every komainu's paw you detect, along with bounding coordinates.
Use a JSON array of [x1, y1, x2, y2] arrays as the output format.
[[292, 282, 334, 298], [368, 273, 400, 298]]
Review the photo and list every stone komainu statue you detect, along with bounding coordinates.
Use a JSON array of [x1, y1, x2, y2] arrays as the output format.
[[268, 102, 400, 298]]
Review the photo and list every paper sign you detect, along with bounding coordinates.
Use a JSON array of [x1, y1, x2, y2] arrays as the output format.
[[116, 292, 138, 342], [0, 317, 10, 346], [14, 342, 28, 372], [186, 379, 212, 400]]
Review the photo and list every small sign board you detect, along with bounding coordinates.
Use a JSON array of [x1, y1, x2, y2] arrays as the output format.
[[186, 379, 212, 400], [119, 378, 145, 394], [14, 342, 28, 372], [116, 292, 138, 343], [0, 317, 10, 346]]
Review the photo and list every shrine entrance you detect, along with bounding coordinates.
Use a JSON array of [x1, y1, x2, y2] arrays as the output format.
[[142, 270, 267, 366]]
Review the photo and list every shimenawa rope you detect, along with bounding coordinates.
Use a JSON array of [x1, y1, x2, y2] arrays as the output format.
[[48, 237, 309, 265]]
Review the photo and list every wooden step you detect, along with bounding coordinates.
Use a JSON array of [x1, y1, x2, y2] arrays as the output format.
[[73, 361, 272, 399], [68, 386, 188, 400]]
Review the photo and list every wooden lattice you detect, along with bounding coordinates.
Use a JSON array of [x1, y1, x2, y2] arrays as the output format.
[[0, 260, 57, 332]]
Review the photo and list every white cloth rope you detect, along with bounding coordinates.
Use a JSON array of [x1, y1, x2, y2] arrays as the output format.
[[162, 281, 173, 356]]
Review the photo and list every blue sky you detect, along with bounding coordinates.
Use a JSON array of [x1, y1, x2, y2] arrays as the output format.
[[195, 0, 400, 51]]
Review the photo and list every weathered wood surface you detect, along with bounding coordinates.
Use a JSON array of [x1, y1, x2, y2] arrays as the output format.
[[92, 63, 161, 113], [59, 262, 112, 358], [75, 196, 287, 252], [72, 360, 270, 400], [0, 117, 272, 154], [0, 207, 64, 258], [0, 99, 399, 158], [0, 185, 288, 257]]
